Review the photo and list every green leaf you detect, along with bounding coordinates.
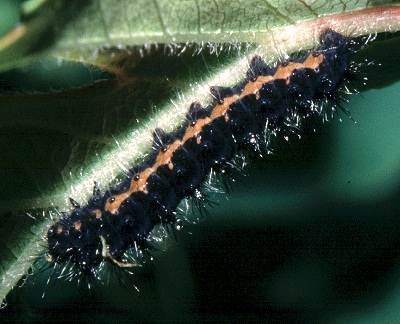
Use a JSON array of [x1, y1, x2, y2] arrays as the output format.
[[51, 1, 400, 72], [54, 1, 398, 49]]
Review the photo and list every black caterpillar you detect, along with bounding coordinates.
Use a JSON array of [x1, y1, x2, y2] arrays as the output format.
[[47, 29, 356, 277]]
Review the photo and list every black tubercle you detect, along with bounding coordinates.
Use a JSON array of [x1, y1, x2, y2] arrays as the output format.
[[69, 198, 80, 209], [210, 86, 236, 104], [152, 127, 175, 152], [247, 55, 275, 81], [187, 101, 209, 124], [47, 30, 356, 277]]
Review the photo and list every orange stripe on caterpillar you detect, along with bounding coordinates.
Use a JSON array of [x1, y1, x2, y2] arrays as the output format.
[[105, 53, 325, 214], [47, 29, 356, 277]]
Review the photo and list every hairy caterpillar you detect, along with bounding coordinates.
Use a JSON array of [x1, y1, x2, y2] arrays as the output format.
[[47, 29, 356, 279]]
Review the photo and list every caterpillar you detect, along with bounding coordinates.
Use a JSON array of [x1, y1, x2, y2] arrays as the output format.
[[47, 29, 356, 278]]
